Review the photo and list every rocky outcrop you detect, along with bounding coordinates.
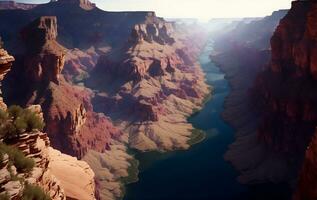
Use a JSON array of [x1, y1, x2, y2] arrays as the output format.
[[48, 147, 96, 200], [0, 46, 14, 110], [130, 22, 175, 45], [8, 131, 67, 200], [21, 16, 65, 85], [0, 111, 96, 200], [43, 81, 123, 157], [56, 0, 96, 10]]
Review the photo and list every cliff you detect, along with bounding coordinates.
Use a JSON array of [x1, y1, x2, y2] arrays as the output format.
[[253, 0, 317, 156], [3, 16, 124, 158], [257, 1, 317, 199], [0, 45, 14, 110], [0, 105, 96, 200], [21, 16, 65, 85], [2, 16, 136, 199], [0, 0, 159, 50]]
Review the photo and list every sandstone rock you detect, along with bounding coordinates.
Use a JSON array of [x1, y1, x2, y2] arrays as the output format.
[[49, 147, 96, 200], [0, 47, 14, 110], [57, 0, 96, 10], [0, 167, 10, 185], [3, 181, 22, 198], [22, 16, 66, 84]]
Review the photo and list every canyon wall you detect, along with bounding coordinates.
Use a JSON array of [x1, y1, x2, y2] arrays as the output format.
[[251, 1, 317, 199], [0, 43, 14, 110], [4, 16, 123, 158], [210, 9, 290, 184], [216, 0, 317, 198], [1, 41, 96, 200], [2, 14, 143, 200]]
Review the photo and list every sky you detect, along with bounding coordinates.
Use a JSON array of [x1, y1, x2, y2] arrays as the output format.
[[10, 0, 293, 20]]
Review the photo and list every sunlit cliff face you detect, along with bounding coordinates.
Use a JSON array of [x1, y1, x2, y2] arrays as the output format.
[[16, 0, 292, 20]]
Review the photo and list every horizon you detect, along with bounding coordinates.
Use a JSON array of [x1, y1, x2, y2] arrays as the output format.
[[5, 0, 293, 20]]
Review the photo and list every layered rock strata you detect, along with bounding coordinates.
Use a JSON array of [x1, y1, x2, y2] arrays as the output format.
[[89, 21, 209, 151], [3, 16, 134, 199], [0, 45, 14, 110]]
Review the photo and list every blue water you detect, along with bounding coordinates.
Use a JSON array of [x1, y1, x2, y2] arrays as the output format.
[[123, 40, 289, 200]]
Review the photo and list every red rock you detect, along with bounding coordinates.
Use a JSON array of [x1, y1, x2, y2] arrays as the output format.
[[22, 16, 66, 84], [5, 17, 123, 158], [0, 45, 14, 109], [252, 1, 317, 154]]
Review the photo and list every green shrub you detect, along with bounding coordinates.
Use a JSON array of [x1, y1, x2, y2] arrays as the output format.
[[0, 143, 35, 173], [0, 106, 45, 140], [22, 184, 51, 200], [8, 105, 24, 120], [23, 110, 45, 132]]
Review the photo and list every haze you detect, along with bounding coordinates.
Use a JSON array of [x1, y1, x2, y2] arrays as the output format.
[[11, 0, 292, 20]]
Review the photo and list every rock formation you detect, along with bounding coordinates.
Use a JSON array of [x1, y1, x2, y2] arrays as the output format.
[[0, 43, 14, 110], [253, 0, 317, 157], [0, 105, 96, 200], [21, 16, 65, 85], [2, 16, 135, 199], [0, 0, 160, 50], [0, 130, 67, 200], [3, 16, 123, 159], [88, 20, 210, 151]]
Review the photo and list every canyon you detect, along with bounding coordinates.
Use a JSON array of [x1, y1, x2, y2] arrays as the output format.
[[1, 0, 317, 200]]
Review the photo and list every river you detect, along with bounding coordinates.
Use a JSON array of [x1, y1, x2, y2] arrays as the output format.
[[124, 40, 289, 200]]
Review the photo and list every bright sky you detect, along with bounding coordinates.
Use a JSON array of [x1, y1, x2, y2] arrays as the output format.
[[12, 0, 293, 20]]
